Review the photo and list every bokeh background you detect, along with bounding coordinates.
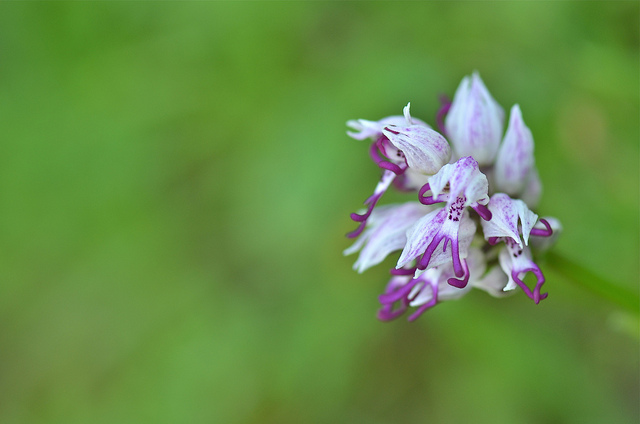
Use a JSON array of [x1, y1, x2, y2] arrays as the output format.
[[0, 2, 638, 423]]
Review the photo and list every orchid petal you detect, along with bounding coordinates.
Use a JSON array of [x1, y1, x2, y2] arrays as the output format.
[[521, 167, 543, 209], [494, 105, 535, 196], [397, 208, 476, 272], [473, 265, 513, 298], [344, 202, 431, 273], [346, 117, 406, 140], [498, 245, 547, 303], [481, 193, 538, 248], [427, 156, 489, 207], [444, 72, 505, 165], [347, 108, 429, 141], [382, 124, 451, 175]]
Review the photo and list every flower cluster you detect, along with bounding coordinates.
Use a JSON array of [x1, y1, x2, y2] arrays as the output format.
[[344, 72, 561, 321]]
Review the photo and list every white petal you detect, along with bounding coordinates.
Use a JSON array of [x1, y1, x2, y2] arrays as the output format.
[[346, 202, 431, 273], [396, 208, 445, 269], [473, 265, 513, 297], [408, 270, 439, 306], [426, 211, 476, 270], [382, 125, 451, 175], [427, 162, 455, 199], [465, 247, 487, 283], [498, 247, 518, 291], [521, 167, 542, 209], [518, 200, 538, 246], [450, 156, 490, 207], [481, 193, 538, 248], [398, 208, 476, 273], [346, 109, 430, 141], [397, 168, 431, 190], [403, 102, 413, 125], [444, 72, 505, 165], [346, 117, 404, 140], [494, 104, 535, 195], [427, 156, 489, 206]]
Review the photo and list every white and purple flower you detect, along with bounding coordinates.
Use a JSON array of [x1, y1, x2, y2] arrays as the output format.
[[344, 72, 560, 321], [346, 104, 451, 238]]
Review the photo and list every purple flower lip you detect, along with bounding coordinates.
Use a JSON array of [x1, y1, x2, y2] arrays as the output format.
[[529, 218, 553, 237], [418, 183, 441, 206], [348, 139, 409, 238], [472, 204, 492, 221], [369, 137, 408, 175], [511, 266, 548, 304], [377, 276, 437, 322], [390, 267, 417, 276], [347, 188, 386, 238]]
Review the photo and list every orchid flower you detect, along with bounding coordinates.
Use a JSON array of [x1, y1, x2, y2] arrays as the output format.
[[480, 193, 555, 303], [378, 248, 485, 321], [346, 104, 451, 238], [396, 156, 489, 288], [343, 73, 561, 321]]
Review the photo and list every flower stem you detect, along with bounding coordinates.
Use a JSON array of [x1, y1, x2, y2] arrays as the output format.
[[544, 251, 639, 315]]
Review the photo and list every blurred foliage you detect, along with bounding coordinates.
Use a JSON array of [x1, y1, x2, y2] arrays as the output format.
[[0, 2, 637, 424]]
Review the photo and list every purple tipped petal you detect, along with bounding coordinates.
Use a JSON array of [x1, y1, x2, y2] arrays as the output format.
[[487, 237, 500, 245], [416, 232, 446, 270], [494, 105, 535, 196]]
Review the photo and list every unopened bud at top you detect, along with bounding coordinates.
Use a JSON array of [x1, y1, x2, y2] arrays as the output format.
[[494, 104, 535, 196], [445, 72, 504, 166]]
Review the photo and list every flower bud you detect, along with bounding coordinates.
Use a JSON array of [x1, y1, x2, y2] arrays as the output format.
[[445, 72, 504, 165], [494, 104, 535, 195]]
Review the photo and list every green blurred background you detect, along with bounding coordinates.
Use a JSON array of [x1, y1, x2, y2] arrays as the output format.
[[0, 2, 638, 423]]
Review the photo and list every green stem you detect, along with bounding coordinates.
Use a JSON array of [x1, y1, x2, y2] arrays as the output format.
[[543, 251, 639, 315]]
